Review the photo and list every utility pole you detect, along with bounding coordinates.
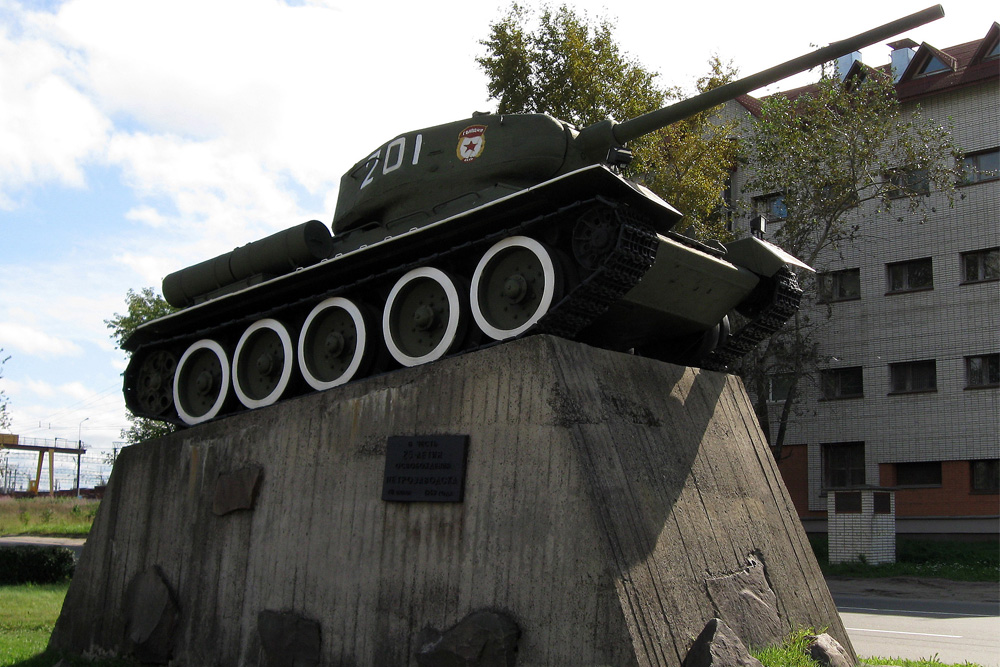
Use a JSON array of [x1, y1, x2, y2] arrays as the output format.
[[77, 417, 89, 498]]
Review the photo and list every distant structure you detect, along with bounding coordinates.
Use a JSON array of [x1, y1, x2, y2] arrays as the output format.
[[728, 23, 999, 538], [0, 433, 88, 496]]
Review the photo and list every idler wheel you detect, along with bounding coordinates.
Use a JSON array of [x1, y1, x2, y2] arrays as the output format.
[[471, 236, 562, 340], [232, 318, 294, 409], [383, 267, 464, 367], [298, 297, 370, 391], [173, 339, 230, 425], [134, 349, 177, 416]]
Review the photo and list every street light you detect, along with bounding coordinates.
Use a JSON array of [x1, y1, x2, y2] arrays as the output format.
[[77, 417, 89, 498]]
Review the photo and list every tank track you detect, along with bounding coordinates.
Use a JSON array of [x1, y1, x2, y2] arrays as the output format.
[[700, 267, 802, 371], [535, 207, 658, 338], [125, 198, 660, 425]]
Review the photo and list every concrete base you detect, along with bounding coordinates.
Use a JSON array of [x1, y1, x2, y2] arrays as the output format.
[[51, 336, 849, 666]]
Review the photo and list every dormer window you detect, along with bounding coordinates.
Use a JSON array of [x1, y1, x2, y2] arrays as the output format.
[[919, 55, 951, 75], [988, 41, 1000, 60]]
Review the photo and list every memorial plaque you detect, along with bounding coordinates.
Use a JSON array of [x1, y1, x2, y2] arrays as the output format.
[[382, 435, 468, 502]]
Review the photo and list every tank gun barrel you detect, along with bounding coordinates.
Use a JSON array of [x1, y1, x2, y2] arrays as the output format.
[[608, 5, 944, 146]]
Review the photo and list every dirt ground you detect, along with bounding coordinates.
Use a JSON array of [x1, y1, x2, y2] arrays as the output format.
[[825, 575, 1000, 604]]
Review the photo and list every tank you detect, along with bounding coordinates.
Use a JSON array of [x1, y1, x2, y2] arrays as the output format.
[[124, 6, 944, 426]]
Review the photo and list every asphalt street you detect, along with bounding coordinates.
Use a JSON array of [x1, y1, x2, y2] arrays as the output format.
[[829, 582, 1000, 667]]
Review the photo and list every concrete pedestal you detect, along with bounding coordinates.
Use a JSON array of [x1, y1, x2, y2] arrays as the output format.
[[51, 336, 849, 666]]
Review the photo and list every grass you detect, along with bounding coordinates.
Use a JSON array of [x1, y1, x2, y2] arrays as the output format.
[[0, 583, 137, 667], [753, 628, 822, 667], [0, 583, 67, 666], [0, 498, 98, 538], [752, 628, 986, 667], [863, 658, 986, 667], [809, 535, 999, 582]]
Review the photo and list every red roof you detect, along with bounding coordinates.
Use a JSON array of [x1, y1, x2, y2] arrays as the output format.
[[738, 23, 998, 109]]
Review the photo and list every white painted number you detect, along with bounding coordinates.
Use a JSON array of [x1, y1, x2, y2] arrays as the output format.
[[359, 134, 422, 190], [360, 150, 380, 189], [382, 137, 405, 175]]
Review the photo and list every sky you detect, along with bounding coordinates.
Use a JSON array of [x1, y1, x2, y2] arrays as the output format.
[[0, 0, 991, 491]]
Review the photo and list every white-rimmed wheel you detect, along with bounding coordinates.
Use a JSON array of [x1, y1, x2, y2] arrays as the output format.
[[173, 339, 230, 426], [298, 297, 369, 391], [232, 318, 294, 409], [471, 236, 562, 340], [383, 267, 463, 367]]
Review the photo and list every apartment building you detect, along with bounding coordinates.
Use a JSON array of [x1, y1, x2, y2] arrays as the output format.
[[728, 23, 999, 537]]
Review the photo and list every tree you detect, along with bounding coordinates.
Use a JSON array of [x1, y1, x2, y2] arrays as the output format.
[[736, 70, 961, 458], [630, 57, 740, 241], [0, 350, 12, 492], [478, 3, 737, 241], [0, 349, 10, 433], [105, 288, 177, 445]]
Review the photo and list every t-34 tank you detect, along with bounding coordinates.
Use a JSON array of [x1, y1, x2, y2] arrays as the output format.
[[124, 7, 944, 426]]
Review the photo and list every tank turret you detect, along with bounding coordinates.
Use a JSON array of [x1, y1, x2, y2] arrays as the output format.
[[129, 7, 944, 426], [330, 6, 943, 244]]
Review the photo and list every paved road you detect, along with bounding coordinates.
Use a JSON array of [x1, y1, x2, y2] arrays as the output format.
[[0, 535, 86, 557], [829, 582, 1000, 667]]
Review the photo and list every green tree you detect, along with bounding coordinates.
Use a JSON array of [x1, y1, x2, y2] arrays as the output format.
[[737, 70, 961, 457], [105, 288, 177, 445], [478, 3, 737, 240], [631, 56, 740, 241], [0, 349, 10, 432], [742, 71, 961, 267]]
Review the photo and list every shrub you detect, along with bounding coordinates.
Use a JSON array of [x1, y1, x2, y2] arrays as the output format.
[[0, 545, 76, 584]]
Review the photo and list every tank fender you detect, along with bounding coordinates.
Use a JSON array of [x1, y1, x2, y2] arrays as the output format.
[[722, 236, 813, 278]]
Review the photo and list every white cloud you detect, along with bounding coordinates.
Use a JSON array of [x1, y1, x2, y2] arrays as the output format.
[[125, 205, 167, 228], [0, 21, 111, 196], [20, 378, 92, 401], [0, 322, 83, 358]]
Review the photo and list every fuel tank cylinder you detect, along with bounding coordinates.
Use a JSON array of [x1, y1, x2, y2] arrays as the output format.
[[162, 220, 334, 308]]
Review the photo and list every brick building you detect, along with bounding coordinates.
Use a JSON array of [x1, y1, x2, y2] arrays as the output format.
[[728, 23, 999, 538]]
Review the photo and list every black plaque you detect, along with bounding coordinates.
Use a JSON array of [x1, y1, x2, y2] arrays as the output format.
[[382, 435, 468, 502]]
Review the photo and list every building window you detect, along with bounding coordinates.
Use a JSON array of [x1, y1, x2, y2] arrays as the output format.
[[768, 374, 794, 402], [959, 148, 999, 185], [821, 367, 864, 399], [823, 441, 865, 489], [754, 193, 787, 221], [966, 354, 1000, 388], [896, 461, 942, 487], [818, 269, 861, 302], [887, 257, 933, 293], [917, 54, 951, 76], [971, 459, 999, 493], [889, 360, 937, 394], [834, 491, 862, 513], [961, 248, 999, 283], [886, 167, 930, 198], [873, 492, 892, 514]]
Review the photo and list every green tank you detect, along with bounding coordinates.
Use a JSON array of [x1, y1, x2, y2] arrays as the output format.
[[125, 7, 944, 426]]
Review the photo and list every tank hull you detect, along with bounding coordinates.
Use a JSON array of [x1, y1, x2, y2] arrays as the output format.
[[124, 166, 801, 427]]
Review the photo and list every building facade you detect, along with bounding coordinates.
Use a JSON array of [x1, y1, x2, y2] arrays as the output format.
[[729, 24, 999, 537]]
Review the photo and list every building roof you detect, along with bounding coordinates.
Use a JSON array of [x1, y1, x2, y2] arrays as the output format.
[[895, 22, 999, 101], [737, 23, 999, 110]]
